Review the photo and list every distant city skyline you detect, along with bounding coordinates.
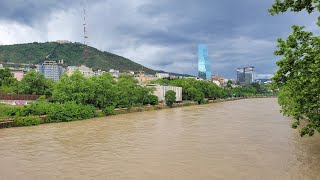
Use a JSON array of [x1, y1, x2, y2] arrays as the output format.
[[0, 0, 318, 78]]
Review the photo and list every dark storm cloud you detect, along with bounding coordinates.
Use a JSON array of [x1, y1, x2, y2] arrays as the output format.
[[0, 0, 79, 24], [0, 0, 317, 78]]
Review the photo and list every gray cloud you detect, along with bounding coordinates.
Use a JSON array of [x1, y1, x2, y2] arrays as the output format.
[[0, 0, 317, 78]]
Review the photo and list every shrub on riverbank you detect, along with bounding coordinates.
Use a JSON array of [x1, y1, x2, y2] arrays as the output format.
[[0, 104, 22, 118], [6, 101, 96, 123], [165, 90, 176, 107], [46, 102, 96, 123], [14, 116, 41, 126], [103, 106, 116, 116], [143, 94, 159, 106]]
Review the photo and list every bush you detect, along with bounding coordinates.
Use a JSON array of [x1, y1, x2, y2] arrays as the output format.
[[103, 105, 115, 116], [14, 116, 41, 126], [46, 102, 96, 123], [18, 101, 51, 116], [165, 90, 176, 107], [146, 94, 159, 105], [0, 104, 21, 118]]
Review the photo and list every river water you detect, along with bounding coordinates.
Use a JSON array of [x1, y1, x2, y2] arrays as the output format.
[[1, 98, 320, 180]]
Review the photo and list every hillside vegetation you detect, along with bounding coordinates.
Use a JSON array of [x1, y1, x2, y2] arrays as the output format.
[[0, 42, 156, 74]]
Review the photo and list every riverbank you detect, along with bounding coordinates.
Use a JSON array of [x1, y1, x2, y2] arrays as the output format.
[[0, 96, 276, 129]]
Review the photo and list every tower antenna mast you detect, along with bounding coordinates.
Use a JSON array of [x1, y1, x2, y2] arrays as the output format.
[[83, 8, 88, 63]]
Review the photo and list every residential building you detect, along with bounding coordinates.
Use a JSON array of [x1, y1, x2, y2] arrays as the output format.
[[147, 84, 182, 102], [134, 73, 157, 83], [10, 68, 25, 81], [211, 74, 225, 86], [237, 66, 255, 85], [66, 66, 78, 76], [156, 73, 170, 79], [36, 61, 64, 82], [78, 65, 94, 77], [198, 44, 211, 79], [94, 69, 105, 76], [109, 69, 120, 78]]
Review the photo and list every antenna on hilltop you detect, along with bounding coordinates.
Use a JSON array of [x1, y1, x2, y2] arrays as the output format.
[[83, 8, 89, 63]]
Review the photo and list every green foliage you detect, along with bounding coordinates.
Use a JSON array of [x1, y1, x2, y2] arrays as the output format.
[[0, 68, 17, 87], [144, 94, 159, 105], [52, 71, 93, 104], [0, 104, 21, 118], [114, 75, 153, 108], [0, 42, 155, 74], [152, 78, 226, 101], [14, 116, 41, 126], [103, 106, 116, 116], [269, 0, 319, 25], [269, 2, 320, 136], [89, 73, 116, 108], [16, 70, 53, 95], [165, 90, 176, 107], [46, 102, 96, 123], [0, 68, 18, 94], [272, 26, 320, 136]]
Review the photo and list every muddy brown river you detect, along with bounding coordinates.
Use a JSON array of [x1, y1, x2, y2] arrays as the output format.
[[1, 98, 320, 179]]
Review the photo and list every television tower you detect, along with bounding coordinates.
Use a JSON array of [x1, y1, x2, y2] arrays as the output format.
[[83, 8, 88, 63]]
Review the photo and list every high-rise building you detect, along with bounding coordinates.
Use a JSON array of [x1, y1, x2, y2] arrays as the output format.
[[198, 44, 211, 79], [237, 66, 255, 85], [36, 61, 64, 82]]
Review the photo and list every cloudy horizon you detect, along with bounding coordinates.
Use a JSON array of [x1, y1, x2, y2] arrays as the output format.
[[0, 0, 318, 78]]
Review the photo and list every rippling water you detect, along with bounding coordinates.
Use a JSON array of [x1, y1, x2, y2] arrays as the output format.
[[1, 98, 320, 180]]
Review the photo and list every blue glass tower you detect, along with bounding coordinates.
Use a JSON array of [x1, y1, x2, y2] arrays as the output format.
[[198, 44, 211, 79]]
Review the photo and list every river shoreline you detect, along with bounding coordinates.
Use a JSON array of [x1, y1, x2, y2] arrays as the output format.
[[0, 96, 276, 129]]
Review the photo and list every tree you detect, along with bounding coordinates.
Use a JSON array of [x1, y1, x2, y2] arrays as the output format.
[[165, 90, 176, 107], [52, 71, 93, 104], [115, 75, 141, 108], [0, 68, 17, 94], [90, 73, 116, 108], [270, 0, 320, 136], [269, 0, 320, 25], [0, 68, 16, 87], [16, 70, 53, 95]]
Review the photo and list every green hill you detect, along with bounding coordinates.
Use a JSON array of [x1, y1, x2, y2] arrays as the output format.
[[0, 42, 156, 74]]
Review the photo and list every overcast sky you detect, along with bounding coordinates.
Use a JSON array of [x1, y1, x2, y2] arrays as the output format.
[[0, 0, 318, 78]]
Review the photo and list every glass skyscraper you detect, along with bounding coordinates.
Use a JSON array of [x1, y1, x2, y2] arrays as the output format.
[[237, 66, 255, 85], [198, 44, 211, 79]]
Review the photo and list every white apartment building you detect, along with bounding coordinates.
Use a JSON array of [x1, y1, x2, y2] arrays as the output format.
[[146, 84, 182, 102]]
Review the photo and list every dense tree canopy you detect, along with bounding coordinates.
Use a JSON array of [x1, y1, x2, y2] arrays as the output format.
[[270, 0, 320, 136], [52, 72, 155, 109], [16, 70, 53, 95], [0, 68, 17, 93]]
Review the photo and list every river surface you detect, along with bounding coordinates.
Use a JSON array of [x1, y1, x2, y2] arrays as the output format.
[[1, 98, 320, 180]]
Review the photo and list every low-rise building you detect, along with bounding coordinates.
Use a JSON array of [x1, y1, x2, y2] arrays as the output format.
[[94, 69, 105, 76], [147, 84, 182, 102], [66, 66, 78, 76], [155, 72, 170, 79], [211, 74, 225, 85], [10, 68, 25, 81], [135, 73, 158, 84], [109, 69, 120, 78], [78, 65, 94, 77]]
